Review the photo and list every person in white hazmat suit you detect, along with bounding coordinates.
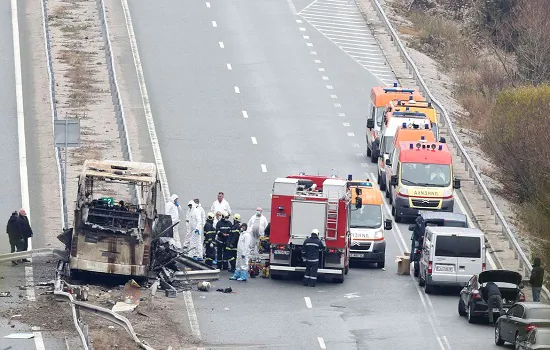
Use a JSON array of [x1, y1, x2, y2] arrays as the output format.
[[230, 223, 251, 281], [185, 200, 202, 259], [193, 198, 206, 258], [247, 207, 268, 255], [165, 194, 183, 248]]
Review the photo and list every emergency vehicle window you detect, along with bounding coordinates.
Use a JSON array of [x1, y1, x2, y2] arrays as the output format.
[[370, 106, 375, 120], [375, 107, 385, 127], [350, 204, 382, 229], [400, 163, 451, 187], [382, 136, 395, 154]]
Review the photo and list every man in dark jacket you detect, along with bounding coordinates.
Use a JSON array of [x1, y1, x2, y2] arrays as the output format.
[[215, 211, 232, 270], [6, 211, 23, 265], [484, 281, 504, 323], [203, 212, 217, 267], [18, 209, 33, 262], [302, 229, 325, 287], [225, 213, 241, 272], [530, 257, 545, 302]]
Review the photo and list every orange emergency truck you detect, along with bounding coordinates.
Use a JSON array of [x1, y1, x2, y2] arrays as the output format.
[[347, 178, 392, 268], [386, 97, 439, 139], [384, 141, 461, 222], [366, 83, 423, 162], [377, 122, 436, 192]]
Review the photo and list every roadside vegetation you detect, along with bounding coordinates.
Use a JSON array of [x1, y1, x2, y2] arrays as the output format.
[[393, 0, 550, 279]]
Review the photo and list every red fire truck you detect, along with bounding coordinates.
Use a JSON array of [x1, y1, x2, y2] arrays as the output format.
[[268, 174, 351, 283]]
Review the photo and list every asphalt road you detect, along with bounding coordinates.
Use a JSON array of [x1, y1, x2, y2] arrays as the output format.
[[127, 0, 508, 349]]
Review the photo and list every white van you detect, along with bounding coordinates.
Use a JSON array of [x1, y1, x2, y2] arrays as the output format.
[[418, 227, 486, 294]]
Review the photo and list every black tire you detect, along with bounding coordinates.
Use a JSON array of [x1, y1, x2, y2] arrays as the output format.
[[458, 298, 467, 316], [333, 269, 345, 283], [366, 146, 372, 157], [385, 188, 390, 199], [418, 277, 425, 287], [414, 265, 419, 277], [270, 272, 283, 280], [394, 210, 402, 223], [378, 172, 386, 191], [494, 323, 505, 346], [467, 303, 477, 323], [370, 152, 377, 163], [424, 280, 433, 294], [377, 260, 385, 269], [345, 264, 349, 275]]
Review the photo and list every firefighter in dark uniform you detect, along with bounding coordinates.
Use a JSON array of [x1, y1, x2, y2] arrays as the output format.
[[203, 212, 217, 267], [302, 229, 324, 287], [225, 213, 241, 272], [215, 211, 232, 270]]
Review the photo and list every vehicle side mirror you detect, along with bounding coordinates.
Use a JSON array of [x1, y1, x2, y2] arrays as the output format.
[[408, 224, 415, 231], [390, 175, 398, 186], [439, 137, 446, 143], [367, 118, 375, 129], [453, 178, 461, 189], [384, 219, 392, 230], [355, 197, 363, 209], [385, 159, 391, 166]]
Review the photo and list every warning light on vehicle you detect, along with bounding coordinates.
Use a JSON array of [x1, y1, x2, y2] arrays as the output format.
[[409, 143, 414, 149], [409, 95, 414, 100], [421, 136, 425, 140], [347, 174, 352, 181], [438, 145, 443, 150], [425, 124, 429, 129], [393, 82, 398, 87], [402, 122, 407, 128]]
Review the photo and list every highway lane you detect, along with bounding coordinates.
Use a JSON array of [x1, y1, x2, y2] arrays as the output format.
[[127, 0, 502, 349]]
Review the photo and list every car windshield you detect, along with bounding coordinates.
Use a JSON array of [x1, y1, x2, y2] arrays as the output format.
[[382, 136, 395, 154], [527, 308, 550, 320], [350, 204, 382, 229], [400, 163, 451, 187], [425, 219, 468, 228]]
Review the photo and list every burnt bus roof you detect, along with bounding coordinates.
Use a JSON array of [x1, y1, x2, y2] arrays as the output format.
[[419, 211, 468, 224], [81, 159, 157, 184]]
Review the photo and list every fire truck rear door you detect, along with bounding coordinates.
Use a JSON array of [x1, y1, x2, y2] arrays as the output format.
[[290, 200, 327, 245]]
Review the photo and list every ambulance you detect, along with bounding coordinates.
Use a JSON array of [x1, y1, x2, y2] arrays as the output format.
[[347, 178, 392, 268], [386, 97, 440, 139], [366, 83, 423, 162], [377, 122, 436, 192], [384, 141, 461, 222]]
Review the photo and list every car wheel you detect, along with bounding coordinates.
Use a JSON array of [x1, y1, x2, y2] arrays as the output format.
[[514, 332, 521, 350], [418, 276, 425, 287], [377, 260, 385, 269], [333, 269, 345, 283], [424, 280, 433, 294], [413, 265, 419, 277], [270, 272, 283, 280], [467, 303, 477, 324], [344, 264, 349, 275], [385, 187, 390, 199], [378, 172, 386, 191], [458, 298, 467, 316], [494, 323, 505, 346], [366, 146, 371, 157], [394, 210, 402, 223]]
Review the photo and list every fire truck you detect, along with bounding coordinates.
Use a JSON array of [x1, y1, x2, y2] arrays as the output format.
[[268, 174, 351, 283]]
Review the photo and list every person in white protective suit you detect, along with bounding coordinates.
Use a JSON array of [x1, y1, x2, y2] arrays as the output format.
[[185, 200, 202, 259], [165, 194, 183, 248], [247, 207, 268, 255], [230, 223, 251, 281], [194, 198, 206, 258]]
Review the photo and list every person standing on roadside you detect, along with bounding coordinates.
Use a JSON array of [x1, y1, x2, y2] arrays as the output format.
[[6, 211, 23, 265], [18, 209, 33, 262], [211, 192, 231, 216], [530, 257, 545, 302]]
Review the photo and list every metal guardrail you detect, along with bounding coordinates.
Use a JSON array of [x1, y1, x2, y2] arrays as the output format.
[[363, 0, 549, 297], [96, 0, 141, 206], [39, 0, 68, 230]]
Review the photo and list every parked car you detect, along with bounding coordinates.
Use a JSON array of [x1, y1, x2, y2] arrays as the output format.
[[517, 327, 550, 349], [459, 269, 525, 323], [495, 302, 550, 348]]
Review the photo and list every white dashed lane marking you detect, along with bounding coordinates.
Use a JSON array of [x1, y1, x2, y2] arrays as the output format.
[[219, 41, 224, 48], [234, 86, 240, 94], [318, 337, 327, 349], [318, 67, 325, 71], [342, 122, 350, 127], [330, 94, 337, 98], [212, 20, 217, 27], [310, 51, 317, 55], [304, 297, 312, 308], [347, 132, 355, 137], [251, 137, 257, 144], [322, 76, 329, 80], [326, 85, 333, 89], [261, 164, 267, 173], [314, 59, 321, 64], [242, 110, 249, 119], [298, 0, 396, 84], [338, 113, 345, 117], [205, 1, 210, 8], [227, 63, 232, 70], [303, 35, 310, 39]]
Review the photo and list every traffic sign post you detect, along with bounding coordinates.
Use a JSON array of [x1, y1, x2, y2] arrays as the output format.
[[54, 119, 80, 229]]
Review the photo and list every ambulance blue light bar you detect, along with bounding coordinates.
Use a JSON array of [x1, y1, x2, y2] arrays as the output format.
[[347, 181, 373, 187], [393, 112, 427, 118], [383, 87, 416, 94]]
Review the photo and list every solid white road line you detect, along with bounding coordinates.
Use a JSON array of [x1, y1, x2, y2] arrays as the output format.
[[121, 0, 203, 342], [234, 86, 240, 94], [242, 110, 249, 119], [443, 336, 451, 350], [251, 137, 257, 145], [261, 164, 267, 173], [304, 297, 312, 308], [13, 0, 45, 348], [227, 63, 232, 70], [206, 1, 210, 8], [219, 41, 224, 48], [317, 337, 326, 349]]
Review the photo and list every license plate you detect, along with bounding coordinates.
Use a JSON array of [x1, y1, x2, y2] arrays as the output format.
[[353, 233, 371, 239], [492, 308, 507, 313], [274, 250, 289, 255], [350, 253, 364, 258], [435, 265, 454, 272]]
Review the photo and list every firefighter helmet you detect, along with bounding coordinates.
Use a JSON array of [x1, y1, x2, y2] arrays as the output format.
[[207, 212, 215, 220], [234, 213, 241, 221], [222, 211, 229, 219], [311, 229, 320, 235]]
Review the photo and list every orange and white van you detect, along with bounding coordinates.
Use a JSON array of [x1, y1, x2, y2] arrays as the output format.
[[366, 84, 423, 162], [386, 97, 439, 139]]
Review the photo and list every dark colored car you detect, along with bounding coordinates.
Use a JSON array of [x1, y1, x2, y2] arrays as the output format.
[[517, 328, 550, 349], [409, 211, 468, 277], [495, 302, 550, 348], [459, 270, 525, 323]]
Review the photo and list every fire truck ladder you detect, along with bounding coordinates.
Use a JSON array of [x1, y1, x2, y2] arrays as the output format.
[[326, 193, 339, 241]]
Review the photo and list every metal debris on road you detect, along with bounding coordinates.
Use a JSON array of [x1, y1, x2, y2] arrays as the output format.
[[0, 292, 12, 297]]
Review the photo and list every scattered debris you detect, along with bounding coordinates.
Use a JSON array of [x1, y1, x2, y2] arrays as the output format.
[[123, 279, 141, 305], [4, 333, 35, 339], [0, 292, 12, 297], [112, 302, 138, 312], [216, 287, 233, 294], [197, 281, 211, 292], [330, 304, 346, 308]]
